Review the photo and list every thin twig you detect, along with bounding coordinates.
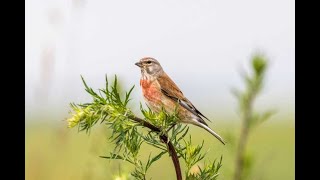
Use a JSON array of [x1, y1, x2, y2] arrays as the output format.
[[129, 116, 182, 180]]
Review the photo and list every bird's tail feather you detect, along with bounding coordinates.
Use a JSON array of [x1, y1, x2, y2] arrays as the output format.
[[194, 120, 226, 145]]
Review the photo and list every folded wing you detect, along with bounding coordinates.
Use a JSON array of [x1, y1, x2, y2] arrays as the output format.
[[157, 73, 212, 125]]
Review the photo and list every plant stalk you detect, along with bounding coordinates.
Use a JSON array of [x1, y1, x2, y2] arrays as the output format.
[[129, 116, 182, 180], [234, 93, 254, 180]]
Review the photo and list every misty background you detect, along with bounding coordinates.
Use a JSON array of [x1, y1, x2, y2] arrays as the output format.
[[26, 0, 294, 123]]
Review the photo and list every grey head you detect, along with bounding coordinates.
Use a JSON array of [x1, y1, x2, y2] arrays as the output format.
[[135, 57, 163, 77]]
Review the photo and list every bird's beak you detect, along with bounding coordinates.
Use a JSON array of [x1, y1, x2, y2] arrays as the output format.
[[135, 62, 142, 67]]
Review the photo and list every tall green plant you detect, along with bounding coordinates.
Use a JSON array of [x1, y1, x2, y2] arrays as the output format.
[[232, 53, 275, 180], [67, 75, 223, 180]]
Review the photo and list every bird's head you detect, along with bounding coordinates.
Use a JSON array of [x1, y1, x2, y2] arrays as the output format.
[[135, 57, 163, 77]]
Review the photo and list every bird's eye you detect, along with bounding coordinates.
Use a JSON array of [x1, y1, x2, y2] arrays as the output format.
[[146, 61, 152, 64]]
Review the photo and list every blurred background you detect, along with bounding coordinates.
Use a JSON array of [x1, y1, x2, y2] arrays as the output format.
[[25, 0, 294, 179]]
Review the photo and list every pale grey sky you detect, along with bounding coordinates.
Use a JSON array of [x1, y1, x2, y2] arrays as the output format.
[[26, 0, 294, 122]]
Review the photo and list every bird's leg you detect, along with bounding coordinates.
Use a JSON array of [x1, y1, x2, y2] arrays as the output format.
[[165, 124, 177, 144], [166, 123, 177, 134]]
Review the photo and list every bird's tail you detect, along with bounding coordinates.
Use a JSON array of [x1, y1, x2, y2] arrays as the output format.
[[194, 120, 226, 145]]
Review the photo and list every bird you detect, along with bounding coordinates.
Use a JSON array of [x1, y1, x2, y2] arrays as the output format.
[[135, 57, 225, 145]]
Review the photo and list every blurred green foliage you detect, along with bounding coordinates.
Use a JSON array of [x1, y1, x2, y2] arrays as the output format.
[[25, 119, 294, 180], [232, 53, 276, 180]]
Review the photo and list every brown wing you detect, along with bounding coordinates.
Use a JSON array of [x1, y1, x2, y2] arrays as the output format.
[[157, 72, 211, 124]]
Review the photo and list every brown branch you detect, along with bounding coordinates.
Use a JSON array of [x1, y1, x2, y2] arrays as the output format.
[[129, 116, 182, 180]]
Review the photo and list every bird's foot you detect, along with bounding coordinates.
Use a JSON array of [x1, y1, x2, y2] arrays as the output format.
[[166, 123, 177, 134]]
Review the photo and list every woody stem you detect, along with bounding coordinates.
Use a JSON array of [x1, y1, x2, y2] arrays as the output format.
[[129, 116, 182, 180]]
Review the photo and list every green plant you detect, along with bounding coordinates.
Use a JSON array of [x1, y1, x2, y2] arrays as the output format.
[[67, 75, 223, 180], [232, 53, 275, 180]]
